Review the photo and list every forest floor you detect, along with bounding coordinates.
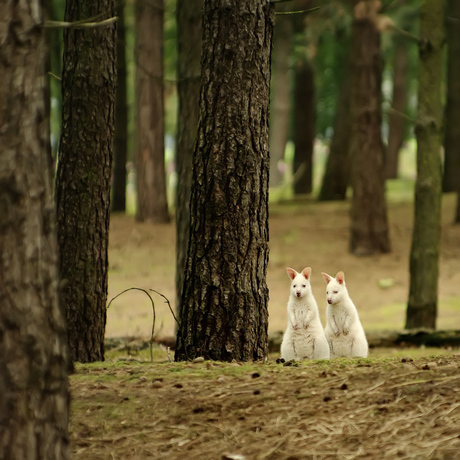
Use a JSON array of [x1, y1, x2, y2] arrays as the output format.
[[106, 188, 460, 342], [68, 188, 460, 459], [70, 352, 460, 459]]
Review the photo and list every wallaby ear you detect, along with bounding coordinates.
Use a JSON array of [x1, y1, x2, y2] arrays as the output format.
[[336, 271, 345, 285], [286, 268, 297, 280], [321, 272, 333, 285], [301, 267, 311, 280]]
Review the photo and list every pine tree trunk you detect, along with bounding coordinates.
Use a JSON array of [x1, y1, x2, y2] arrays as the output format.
[[293, 55, 315, 195], [443, 1, 460, 201], [269, 14, 292, 187], [135, 0, 170, 223], [318, 27, 351, 202], [349, 1, 390, 255], [386, 38, 408, 179], [175, 0, 274, 362], [0, 1, 69, 456], [175, 0, 203, 311], [406, 0, 444, 329], [56, 0, 116, 362], [112, 1, 128, 212]]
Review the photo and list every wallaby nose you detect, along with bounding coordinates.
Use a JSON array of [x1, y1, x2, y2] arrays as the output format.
[[296, 292, 301, 298], [327, 298, 332, 304]]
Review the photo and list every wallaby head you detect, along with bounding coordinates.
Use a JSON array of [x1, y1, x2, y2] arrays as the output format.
[[321, 271, 346, 305], [286, 267, 312, 299]]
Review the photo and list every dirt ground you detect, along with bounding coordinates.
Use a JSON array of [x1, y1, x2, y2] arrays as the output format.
[[70, 352, 460, 459], [69, 192, 460, 459], [106, 191, 460, 346]]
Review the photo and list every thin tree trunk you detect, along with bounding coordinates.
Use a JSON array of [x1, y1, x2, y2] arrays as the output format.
[[443, 0, 460, 217], [349, 1, 390, 255], [57, 0, 116, 362], [175, 0, 274, 362], [0, 1, 69, 456], [386, 38, 408, 179], [406, 0, 444, 329], [135, 0, 170, 223], [318, 26, 352, 201], [175, 0, 203, 311], [269, 14, 292, 187], [112, 0, 128, 212], [293, 55, 315, 195]]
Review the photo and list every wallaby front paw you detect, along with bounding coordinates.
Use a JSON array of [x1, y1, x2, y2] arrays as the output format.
[[334, 330, 340, 337], [343, 330, 349, 336]]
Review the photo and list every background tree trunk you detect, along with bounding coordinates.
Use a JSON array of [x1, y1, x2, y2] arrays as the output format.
[[175, 0, 274, 362], [175, 0, 203, 311], [46, 0, 65, 160], [318, 26, 352, 201], [443, 0, 460, 195], [269, 13, 292, 188], [349, 1, 390, 255], [292, 55, 315, 195], [443, 0, 460, 223], [56, 0, 116, 362], [135, 0, 170, 223], [406, 0, 444, 329], [0, 1, 69, 456], [386, 37, 408, 179], [112, 0, 128, 212]]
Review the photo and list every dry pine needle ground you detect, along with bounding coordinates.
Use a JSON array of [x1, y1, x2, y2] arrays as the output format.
[[70, 351, 460, 460]]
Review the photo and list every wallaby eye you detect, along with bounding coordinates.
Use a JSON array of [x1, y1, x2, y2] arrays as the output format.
[[293, 284, 296, 288], [333, 290, 338, 294], [302, 284, 306, 288]]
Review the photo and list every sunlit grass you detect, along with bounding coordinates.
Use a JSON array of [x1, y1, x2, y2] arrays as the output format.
[[363, 297, 460, 331]]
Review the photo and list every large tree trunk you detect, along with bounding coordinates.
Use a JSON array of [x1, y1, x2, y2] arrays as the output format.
[[385, 37, 408, 179], [135, 0, 170, 223], [349, 1, 390, 255], [269, 13, 292, 188], [292, 55, 315, 195], [406, 0, 444, 329], [112, 1, 128, 212], [443, 0, 460, 223], [318, 26, 352, 202], [56, 0, 116, 362], [0, 1, 69, 457], [175, 0, 274, 362], [175, 0, 203, 311]]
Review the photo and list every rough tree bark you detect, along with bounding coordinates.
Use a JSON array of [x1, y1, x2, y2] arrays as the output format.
[[349, 0, 391, 255], [0, 1, 69, 457], [112, 0, 128, 212], [175, 0, 274, 362], [406, 0, 444, 329], [56, 0, 116, 362], [135, 0, 170, 223], [175, 0, 203, 310]]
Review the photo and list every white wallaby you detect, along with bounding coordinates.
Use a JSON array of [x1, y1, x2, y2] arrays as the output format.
[[321, 271, 368, 358], [280, 267, 330, 361]]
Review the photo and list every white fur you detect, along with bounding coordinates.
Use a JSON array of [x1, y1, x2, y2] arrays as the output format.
[[280, 267, 330, 361], [321, 271, 368, 358]]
